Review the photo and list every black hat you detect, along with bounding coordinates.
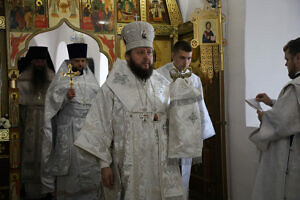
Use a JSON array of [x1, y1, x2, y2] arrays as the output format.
[[67, 43, 87, 59], [26, 46, 49, 60], [18, 46, 55, 73]]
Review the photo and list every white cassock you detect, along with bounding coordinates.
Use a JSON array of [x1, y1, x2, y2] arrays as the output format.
[[156, 63, 215, 197], [75, 59, 185, 200], [41, 61, 102, 200], [250, 75, 300, 200]]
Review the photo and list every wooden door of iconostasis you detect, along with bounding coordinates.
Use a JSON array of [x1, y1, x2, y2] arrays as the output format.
[[0, 0, 227, 199]]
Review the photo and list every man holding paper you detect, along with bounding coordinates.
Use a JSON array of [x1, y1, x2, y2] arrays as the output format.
[[250, 37, 300, 200]]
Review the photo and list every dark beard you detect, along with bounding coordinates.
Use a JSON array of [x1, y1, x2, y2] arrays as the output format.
[[31, 64, 48, 91], [128, 58, 153, 81]]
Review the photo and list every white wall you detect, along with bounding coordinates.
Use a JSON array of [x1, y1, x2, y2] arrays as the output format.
[[224, 0, 259, 199], [245, 0, 300, 127], [177, 0, 204, 22]]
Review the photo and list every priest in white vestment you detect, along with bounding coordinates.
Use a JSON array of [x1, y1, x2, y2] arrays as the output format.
[[18, 46, 55, 199], [156, 40, 215, 198], [250, 37, 300, 200], [41, 43, 102, 200], [75, 21, 185, 200]]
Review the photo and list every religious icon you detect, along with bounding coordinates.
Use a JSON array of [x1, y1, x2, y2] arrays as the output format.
[[117, 0, 139, 22], [10, 132, 20, 168], [80, 0, 114, 33], [49, 0, 59, 17], [8, 0, 48, 31], [147, 0, 169, 23], [202, 21, 216, 43], [198, 18, 219, 45], [48, 0, 80, 27]]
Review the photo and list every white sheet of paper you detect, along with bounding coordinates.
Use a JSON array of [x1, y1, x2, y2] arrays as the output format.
[[245, 98, 263, 111]]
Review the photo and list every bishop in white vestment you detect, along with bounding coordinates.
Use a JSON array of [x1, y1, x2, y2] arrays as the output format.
[[75, 21, 185, 200]]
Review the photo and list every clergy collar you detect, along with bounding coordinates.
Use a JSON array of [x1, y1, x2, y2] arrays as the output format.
[[293, 71, 300, 79]]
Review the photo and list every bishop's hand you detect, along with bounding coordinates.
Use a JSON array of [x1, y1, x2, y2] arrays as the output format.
[[101, 167, 114, 189], [67, 88, 76, 100]]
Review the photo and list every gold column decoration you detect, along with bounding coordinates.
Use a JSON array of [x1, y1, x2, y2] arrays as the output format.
[[8, 70, 19, 89], [140, 0, 147, 21], [218, 2, 225, 71], [166, 0, 183, 25], [200, 45, 214, 80], [8, 70, 20, 127], [0, 129, 9, 142], [0, 16, 5, 30], [213, 45, 219, 73], [9, 130, 20, 169], [170, 25, 178, 44]]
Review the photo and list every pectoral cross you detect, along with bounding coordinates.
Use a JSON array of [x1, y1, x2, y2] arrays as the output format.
[[139, 113, 149, 121], [61, 64, 81, 88]]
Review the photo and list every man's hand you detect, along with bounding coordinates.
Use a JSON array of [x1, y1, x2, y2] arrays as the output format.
[[257, 110, 264, 122], [256, 93, 273, 107], [101, 167, 114, 189], [66, 88, 75, 100]]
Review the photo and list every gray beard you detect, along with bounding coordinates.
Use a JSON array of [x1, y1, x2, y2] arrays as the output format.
[[128, 58, 154, 81]]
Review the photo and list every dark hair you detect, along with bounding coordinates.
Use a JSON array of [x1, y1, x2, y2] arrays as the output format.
[[125, 49, 132, 57], [206, 21, 211, 27], [283, 37, 300, 56], [172, 40, 192, 53]]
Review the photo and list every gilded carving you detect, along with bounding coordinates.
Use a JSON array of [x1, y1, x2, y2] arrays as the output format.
[[10, 131, 20, 169], [213, 45, 219, 72], [8, 70, 19, 89], [0, 129, 9, 142], [117, 23, 177, 37], [165, 0, 182, 25], [191, 2, 225, 81], [140, 0, 147, 21], [0, 16, 5, 30], [199, 45, 220, 80], [9, 90, 19, 127]]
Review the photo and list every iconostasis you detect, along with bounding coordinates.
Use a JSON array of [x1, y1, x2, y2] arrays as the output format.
[[1, 1, 182, 199]]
